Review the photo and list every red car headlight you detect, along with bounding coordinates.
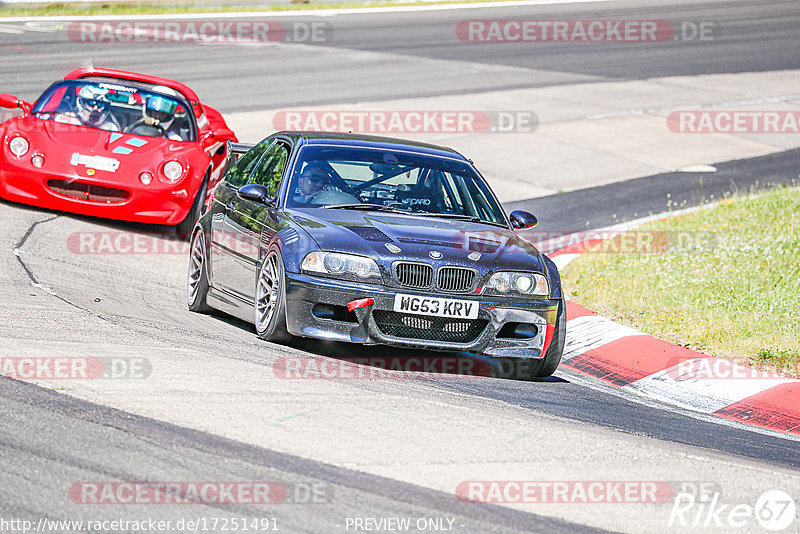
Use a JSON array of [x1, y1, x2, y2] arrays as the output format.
[[9, 136, 29, 157], [161, 160, 184, 183]]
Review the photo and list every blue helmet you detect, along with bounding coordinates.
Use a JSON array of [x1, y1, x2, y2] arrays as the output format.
[[145, 96, 177, 123]]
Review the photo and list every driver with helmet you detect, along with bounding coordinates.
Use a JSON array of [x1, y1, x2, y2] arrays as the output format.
[[44, 85, 120, 130], [75, 86, 118, 131], [140, 95, 183, 141]]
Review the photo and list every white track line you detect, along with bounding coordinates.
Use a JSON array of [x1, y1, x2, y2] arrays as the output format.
[[0, 24, 24, 33]]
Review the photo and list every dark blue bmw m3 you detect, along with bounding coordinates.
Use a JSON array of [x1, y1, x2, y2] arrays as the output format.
[[188, 132, 565, 378]]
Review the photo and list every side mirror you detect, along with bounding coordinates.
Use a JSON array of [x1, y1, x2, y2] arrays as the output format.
[[509, 210, 538, 229], [238, 183, 274, 205], [0, 93, 30, 113], [204, 128, 236, 141], [214, 128, 236, 141], [0, 93, 20, 108]]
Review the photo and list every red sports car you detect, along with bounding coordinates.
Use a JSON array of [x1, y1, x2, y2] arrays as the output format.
[[0, 68, 237, 232]]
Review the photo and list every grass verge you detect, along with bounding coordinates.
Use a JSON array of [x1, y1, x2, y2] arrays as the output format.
[[561, 186, 800, 377], [0, 0, 506, 17]]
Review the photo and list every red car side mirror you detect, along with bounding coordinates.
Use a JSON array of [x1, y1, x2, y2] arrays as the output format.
[[213, 128, 236, 141], [0, 93, 31, 113], [202, 128, 236, 142], [0, 93, 20, 108]]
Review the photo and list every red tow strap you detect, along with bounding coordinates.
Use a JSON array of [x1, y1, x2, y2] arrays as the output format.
[[347, 298, 375, 312]]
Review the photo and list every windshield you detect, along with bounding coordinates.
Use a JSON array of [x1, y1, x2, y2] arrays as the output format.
[[286, 145, 507, 225], [31, 80, 196, 141]]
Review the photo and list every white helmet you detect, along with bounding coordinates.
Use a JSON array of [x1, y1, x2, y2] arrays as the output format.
[[76, 85, 110, 127]]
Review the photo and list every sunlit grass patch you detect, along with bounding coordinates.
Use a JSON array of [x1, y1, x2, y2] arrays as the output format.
[[753, 348, 799, 376], [562, 187, 800, 377]]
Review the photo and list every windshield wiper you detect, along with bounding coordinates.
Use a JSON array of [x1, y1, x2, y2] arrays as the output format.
[[413, 212, 507, 228], [324, 203, 411, 214], [324, 204, 505, 227]]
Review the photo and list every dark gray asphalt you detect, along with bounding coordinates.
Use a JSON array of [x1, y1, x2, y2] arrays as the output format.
[[0, 377, 609, 534], [292, 337, 800, 470], [0, 0, 798, 110]]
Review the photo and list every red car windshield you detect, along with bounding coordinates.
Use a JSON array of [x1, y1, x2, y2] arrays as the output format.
[[31, 80, 197, 141]]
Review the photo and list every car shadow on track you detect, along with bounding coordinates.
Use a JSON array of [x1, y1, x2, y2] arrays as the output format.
[[197, 305, 567, 383], [280, 336, 569, 384]]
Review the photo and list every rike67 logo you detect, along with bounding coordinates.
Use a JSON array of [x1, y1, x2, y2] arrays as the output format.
[[669, 489, 796, 531]]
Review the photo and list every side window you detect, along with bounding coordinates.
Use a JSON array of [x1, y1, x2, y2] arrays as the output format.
[[224, 139, 271, 188], [249, 141, 289, 198]]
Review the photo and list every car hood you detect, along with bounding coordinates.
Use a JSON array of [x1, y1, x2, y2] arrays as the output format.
[[32, 118, 175, 157], [289, 208, 544, 272], [3, 116, 203, 186]]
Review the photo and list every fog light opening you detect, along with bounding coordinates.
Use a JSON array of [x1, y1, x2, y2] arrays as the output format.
[[31, 154, 44, 168], [497, 322, 539, 339], [312, 303, 358, 323]]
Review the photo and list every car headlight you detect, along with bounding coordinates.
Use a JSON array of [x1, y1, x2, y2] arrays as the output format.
[[9, 136, 29, 157], [485, 272, 549, 296], [301, 251, 381, 280], [162, 161, 184, 183]]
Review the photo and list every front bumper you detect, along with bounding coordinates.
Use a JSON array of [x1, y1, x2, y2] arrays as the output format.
[[284, 272, 560, 358], [0, 163, 194, 225]]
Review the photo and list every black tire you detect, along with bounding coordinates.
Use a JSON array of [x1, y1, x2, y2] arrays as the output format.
[[187, 229, 213, 313], [254, 249, 293, 343], [499, 299, 566, 380], [176, 172, 209, 237]]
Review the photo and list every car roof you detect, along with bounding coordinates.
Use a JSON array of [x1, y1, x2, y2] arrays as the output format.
[[277, 131, 469, 161], [64, 68, 201, 104]]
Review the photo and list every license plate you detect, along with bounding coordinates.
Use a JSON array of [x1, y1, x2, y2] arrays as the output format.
[[393, 294, 479, 319], [70, 153, 120, 173]]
